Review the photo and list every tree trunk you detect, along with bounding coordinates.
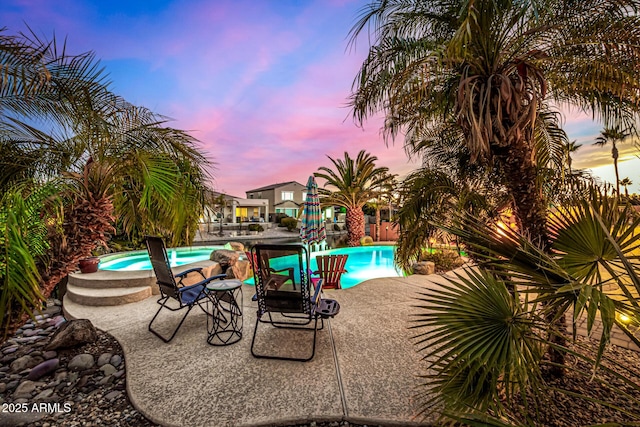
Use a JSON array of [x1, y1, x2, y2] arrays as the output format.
[[41, 196, 115, 298], [345, 206, 365, 246], [612, 144, 620, 200], [375, 207, 381, 241], [498, 142, 565, 378]]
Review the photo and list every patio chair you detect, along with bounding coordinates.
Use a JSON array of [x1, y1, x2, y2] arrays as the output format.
[[245, 250, 296, 290], [146, 235, 230, 343], [311, 254, 349, 290], [250, 244, 340, 361]]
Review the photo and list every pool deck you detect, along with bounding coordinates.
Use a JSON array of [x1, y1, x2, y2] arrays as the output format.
[[62, 273, 454, 427]]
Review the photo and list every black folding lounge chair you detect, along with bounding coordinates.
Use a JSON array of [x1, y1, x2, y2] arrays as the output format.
[[145, 235, 229, 343], [250, 244, 340, 361]]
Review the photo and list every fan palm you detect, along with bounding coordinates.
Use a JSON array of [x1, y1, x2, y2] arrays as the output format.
[[416, 186, 640, 423], [596, 126, 633, 199], [315, 150, 390, 246], [349, 0, 640, 250]]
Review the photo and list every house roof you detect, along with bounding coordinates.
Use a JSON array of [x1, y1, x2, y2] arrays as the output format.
[[205, 189, 241, 200], [246, 181, 304, 193]]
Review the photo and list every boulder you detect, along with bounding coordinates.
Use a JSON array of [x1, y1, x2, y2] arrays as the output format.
[[226, 260, 251, 281], [412, 261, 435, 275], [227, 241, 245, 251], [210, 249, 239, 267], [179, 263, 223, 286], [45, 319, 97, 350]]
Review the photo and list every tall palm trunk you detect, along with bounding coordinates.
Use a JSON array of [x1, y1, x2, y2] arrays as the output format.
[[612, 144, 620, 199], [497, 141, 566, 377], [346, 207, 365, 246], [375, 206, 381, 241]]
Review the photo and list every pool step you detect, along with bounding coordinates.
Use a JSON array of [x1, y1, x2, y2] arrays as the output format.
[[65, 283, 153, 306], [69, 270, 155, 289], [65, 260, 223, 308]]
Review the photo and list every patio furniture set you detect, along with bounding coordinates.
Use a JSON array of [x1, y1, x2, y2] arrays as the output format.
[[144, 236, 346, 361]]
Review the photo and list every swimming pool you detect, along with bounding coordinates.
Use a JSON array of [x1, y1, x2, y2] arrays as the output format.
[[99, 246, 225, 271], [99, 244, 403, 288]]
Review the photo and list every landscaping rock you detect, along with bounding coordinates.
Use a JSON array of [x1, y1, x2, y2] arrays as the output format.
[[68, 353, 95, 371], [227, 259, 251, 281], [227, 241, 245, 251], [43, 350, 57, 360], [412, 261, 435, 275], [46, 319, 97, 350], [209, 249, 239, 266], [109, 354, 122, 367], [100, 363, 117, 377], [13, 380, 41, 398], [97, 353, 113, 367], [27, 359, 59, 381], [11, 355, 39, 373], [34, 388, 54, 400]]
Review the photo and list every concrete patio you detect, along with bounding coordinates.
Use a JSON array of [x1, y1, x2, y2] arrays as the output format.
[[63, 274, 447, 427]]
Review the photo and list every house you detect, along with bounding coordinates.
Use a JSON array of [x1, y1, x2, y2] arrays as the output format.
[[203, 190, 269, 224], [245, 181, 306, 219]]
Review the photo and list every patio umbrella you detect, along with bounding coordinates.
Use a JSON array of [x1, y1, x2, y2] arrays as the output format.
[[300, 175, 326, 246]]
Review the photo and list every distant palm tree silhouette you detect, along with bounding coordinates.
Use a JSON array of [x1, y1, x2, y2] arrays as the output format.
[[620, 177, 633, 198]]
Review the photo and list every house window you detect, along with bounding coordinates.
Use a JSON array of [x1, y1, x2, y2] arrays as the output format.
[[302, 191, 307, 201], [276, 208, 298, 217], [281, 191, 294, 201]]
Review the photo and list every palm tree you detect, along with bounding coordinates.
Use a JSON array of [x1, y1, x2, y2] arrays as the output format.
[[418, 187, 640, 423], [349, 0, 640, 250], [349, 0, 640, 376], [315, 150, 390, 246], [565, 140, 582, 176], [596, 126, 632, 199], [0, 28, 210, 339], [620, 177, 633, 198], [368, 172, 397, 241]]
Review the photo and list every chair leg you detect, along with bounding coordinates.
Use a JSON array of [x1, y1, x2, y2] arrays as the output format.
[[149, 300, 196, 343], [251, 313, 319, 362]]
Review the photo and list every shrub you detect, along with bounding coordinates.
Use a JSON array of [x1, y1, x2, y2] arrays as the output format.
[[420, 249, 465, 273], [274, 213, 289, 224], [280, 217, 297, 231], [248, 224, 264, 232]]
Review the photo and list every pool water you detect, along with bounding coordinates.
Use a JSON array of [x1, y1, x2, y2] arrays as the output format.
[[247, 245, 402, 289], [312, 246, 402, 289], [99, 244, 403, 288], [99, 246, 225, 271]]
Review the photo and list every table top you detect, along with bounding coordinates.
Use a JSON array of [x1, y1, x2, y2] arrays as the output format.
[[206, 279, 243, 291]]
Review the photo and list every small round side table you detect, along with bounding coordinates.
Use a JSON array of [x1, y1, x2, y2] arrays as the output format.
[[206, 279, 243, 346]]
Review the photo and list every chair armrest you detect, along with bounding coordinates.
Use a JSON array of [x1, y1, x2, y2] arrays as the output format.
[[270, 267, 294, 275], [202, 274, 229, 284], [175, 267, 204, 278], [180, 274, 228, 293]]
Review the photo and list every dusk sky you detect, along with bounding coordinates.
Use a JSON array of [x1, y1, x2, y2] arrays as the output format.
[[2, 0, 638, 195]]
